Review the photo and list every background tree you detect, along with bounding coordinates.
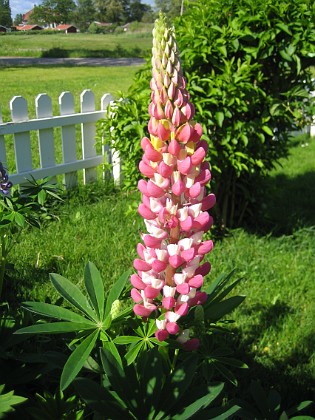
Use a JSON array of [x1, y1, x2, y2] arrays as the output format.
[[129, 0, 151, 22], [73, 0, 96, 31], [13, 13, 23, 26], [29, 0, 76, 25], [0, 0, 12, 27], [154, 0, 182, 18]]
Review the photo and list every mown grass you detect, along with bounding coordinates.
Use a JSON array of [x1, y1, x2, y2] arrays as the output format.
[[0, 32, 152, 58], [4, 134, 315, 411]]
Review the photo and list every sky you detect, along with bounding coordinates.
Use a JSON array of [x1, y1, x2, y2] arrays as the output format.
[[10, 0, 156, 18]]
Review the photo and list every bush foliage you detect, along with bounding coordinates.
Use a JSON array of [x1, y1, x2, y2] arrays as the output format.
[[99, 0, 315, 227]]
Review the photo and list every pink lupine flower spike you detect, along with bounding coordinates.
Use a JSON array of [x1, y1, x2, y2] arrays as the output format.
[[131, 14, 216, 349]]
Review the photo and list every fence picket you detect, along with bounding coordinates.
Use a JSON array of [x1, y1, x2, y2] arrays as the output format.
[[36, 94, 56, 172], [81, 90, 97, 184], [10, 96, 33, 177], [0, 105, 7, 170], [59, 91, 78, 188], [0, 90, 120, 189]]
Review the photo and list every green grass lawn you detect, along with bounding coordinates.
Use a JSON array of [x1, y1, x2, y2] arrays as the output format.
[[0, 32, 152, 58], [4, 134, 315, 411]]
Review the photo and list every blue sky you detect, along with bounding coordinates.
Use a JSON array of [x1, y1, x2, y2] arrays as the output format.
[[11, 0, 156, 18]]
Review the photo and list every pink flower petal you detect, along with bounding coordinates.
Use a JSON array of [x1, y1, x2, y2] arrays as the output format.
[[176, 283, 190, 295], [201, 193, 216, 211], [158, 161, 173, 178], [147, 180, 165, 198], [189, 182, 202, 198], [166, 322, 180, 335], [176, 123, 192, 143], [175, 302, 189, 317], [138, 203, 156, 220], [130, 274, 146, 290], [180, 216, 193, 232], [144, 286, 161, 299], [188, 274, 203, 288], [169, 254, 185, 269], [152, 259, 168, 272], [195, 261, 211, 276], [183, 338, 200, 351], [172, 179, 186, 196], [138, 179, 148, 195], [155, 329, 169, 341], [191, 147, 206, 166], [198, 240, 214, 255], [162, 296, 175, 310], [145, 145, 163, 162], [133, 258, 151, 272], [131, 288, 142, 302], [181, 247, 196, 262], [177, 156, 192, 175], [143, 235, 163, 248], [134, 304, 156, 317], [168, 138, 180, 156]]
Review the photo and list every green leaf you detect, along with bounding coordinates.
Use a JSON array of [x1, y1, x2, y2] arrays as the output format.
[[200, 404, 241, 419], [102, 340, 123, 370], [114, 336, 142, 345], [286, 401, 313, 416], [124, 341, 144, 366], [276, 23, 292, 35], [262, 126, 274, 136], [60, 329, 99, 391], [204, 296, 246, 322], [50, 273, 96, 321], [172, 383, 224, 420], [21, 301, 95, 324], [0, 389, 27, 415], [104, 269, 131, 318], [205, 271, 237, 300], [74, 377, 130, 418], [84, 262, 105, 321], [15, 322, 95, 335], [215, 112, 224, 127], [14, 212, 25, 228]]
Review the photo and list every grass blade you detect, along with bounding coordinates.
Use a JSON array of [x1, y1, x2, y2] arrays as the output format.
[[50, 273, 96, 320], [61, 329, 99, 391], [84, 262, 105, 321]]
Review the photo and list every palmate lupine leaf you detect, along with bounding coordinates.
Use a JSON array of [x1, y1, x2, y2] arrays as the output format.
[[60, 329, 99, 391], [84, 262, 105, 321], [204, 296, 246, 322], [15, 322, 95, 335], [172, 383, 224, 420], [50, 273, 96, 321], [74, 378, 132, 419], [20, 302, 95, 324]]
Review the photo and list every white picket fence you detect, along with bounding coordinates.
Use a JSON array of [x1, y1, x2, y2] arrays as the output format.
[[0, 90, 120, 189]]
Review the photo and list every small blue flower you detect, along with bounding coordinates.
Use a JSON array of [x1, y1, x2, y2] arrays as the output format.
[[0, 162, 12, 195]]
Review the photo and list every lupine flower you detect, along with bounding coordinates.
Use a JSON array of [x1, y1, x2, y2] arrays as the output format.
[[0, 162, 12, 195], [131, 15, 216, 348]]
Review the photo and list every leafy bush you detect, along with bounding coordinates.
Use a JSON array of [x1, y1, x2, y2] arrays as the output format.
[[99, 0, 315, 228]]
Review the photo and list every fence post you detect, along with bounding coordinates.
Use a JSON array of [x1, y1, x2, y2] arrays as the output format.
[[59, 91, 77, 189], [10, 96, 33, 179], [0, 105, 7, 170], [81, 89, 97, 184], [36, 93, 57, 182], [101, 94, 121, 185]]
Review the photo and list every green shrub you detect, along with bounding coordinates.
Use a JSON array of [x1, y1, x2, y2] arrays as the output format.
[[99, 0, 315, 228]]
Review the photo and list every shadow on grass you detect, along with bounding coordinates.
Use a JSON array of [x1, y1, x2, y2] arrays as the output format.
[[41, 45, 146, 59], [229, 302, 315, 415]]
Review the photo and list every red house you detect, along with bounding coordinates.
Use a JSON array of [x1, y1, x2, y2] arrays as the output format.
[[55, 24, 77, 34], [16, 25, 43, 31]]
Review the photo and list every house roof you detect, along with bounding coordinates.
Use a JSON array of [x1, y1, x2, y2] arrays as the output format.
[[56, 24, 77, 30], [16, 25, 42, 31], [22, 9, 33, 21]]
